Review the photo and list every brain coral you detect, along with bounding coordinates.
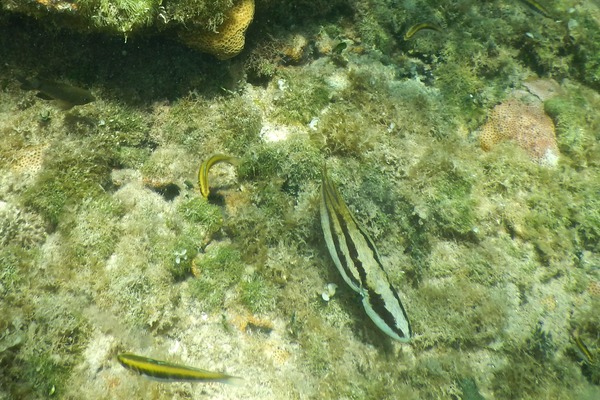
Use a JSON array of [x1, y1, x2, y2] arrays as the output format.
[[479, 99, 559, 166], [179, 0, 255, 60]]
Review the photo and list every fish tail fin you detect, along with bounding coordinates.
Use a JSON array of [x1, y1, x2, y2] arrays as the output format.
[[222, 375, 244, 386], [16, 75, 40, 91], [227, 156, 242, 167]]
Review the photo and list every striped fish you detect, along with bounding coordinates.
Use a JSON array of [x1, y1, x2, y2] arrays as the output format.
[[117, 353, 240, 383], [519, 0, 552, 18], [403, 22, 443, 40], [320, 165, 412, 342], [198, 154, 241, 198], [571, 332, 595, 365]]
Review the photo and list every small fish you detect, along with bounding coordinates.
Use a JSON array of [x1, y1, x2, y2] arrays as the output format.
[[17, 76, 95, 110], [404, 22, 443, 40], [333, 41, 347, 54], [571, 332, 595, 364], [320, 165, 411, 342], [198, 154, 241, 199], [117, 353, 240, 383], [519, 0, 552, 18]]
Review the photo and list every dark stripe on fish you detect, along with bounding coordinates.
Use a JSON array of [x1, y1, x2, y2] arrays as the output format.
[[320, 165, 412, 342], [117, 353, 239, 383], [519, 0, 552, 18]]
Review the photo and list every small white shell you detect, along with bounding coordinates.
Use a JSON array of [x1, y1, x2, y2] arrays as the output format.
[[321, 283, 338, 302]]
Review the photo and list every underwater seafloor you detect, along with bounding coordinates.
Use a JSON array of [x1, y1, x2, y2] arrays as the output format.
[[1, 0, 599, 399]]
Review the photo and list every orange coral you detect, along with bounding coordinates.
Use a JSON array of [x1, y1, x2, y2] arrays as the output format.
[[179, 0, 255, 60], [479, 99, 559, 166]]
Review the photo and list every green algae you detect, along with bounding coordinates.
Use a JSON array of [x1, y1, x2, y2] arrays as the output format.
[[76, 0, 161, 33], [176, 196, 223, 232], [21, 143, 116, 227], [458, 377, 486, 400], [6, 0, 238, 36], [544, 83, 600, 167], [60, 196, 124, 269], [239, 274, 277, 314], [163, 0, 234, 30], [188, 244, 244, 312], [272, 70, 332, 125], [150, 94, 262, 156], [0, 245, 33, 297]]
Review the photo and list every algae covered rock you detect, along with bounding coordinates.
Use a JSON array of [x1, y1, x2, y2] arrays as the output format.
[[0, 0, 254, 59]]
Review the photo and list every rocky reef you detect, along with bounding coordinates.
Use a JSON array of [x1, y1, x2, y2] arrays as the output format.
[[1, 0, 251, 58], [0, 0, 599, 399]]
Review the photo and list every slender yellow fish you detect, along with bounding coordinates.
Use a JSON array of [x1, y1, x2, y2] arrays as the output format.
[[320, 165, 411, 342], [117, 353, 240, 383], [571, 332, 595, 365], [404, 22, 443, 40], [198, 154, 241, 198], [520, 0, 552, 18]]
